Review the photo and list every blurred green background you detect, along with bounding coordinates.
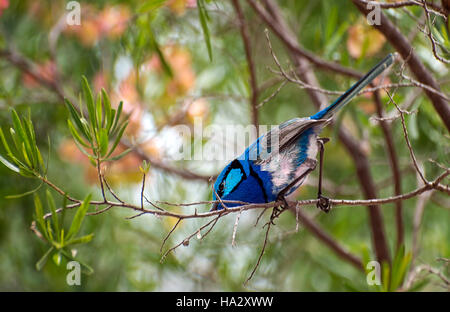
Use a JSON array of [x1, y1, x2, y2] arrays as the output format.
[[0, 0, 448, 291]]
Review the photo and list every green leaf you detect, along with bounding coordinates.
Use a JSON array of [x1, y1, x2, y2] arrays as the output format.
[[88, 156, 96, 167], [65, 98, 91, 141], [9, 128, 21, 154], [36, 247, 54, 271], [21, 142, 32, 168], [60, 249, 94, 275], [0, 155, 20, 173], [5, 181, 43, 199], [98, 128, 109, 157], [34, 194, 48, 240], [68, 119, 90, 148], [46, 189, 60, 241], [11, 109, 34, 166], [66, 194, 92, 240], [80, 118, 93, 143], [105, 148, 132, 161], [61, 196, 67, 234], [106, 121, 128, 158], [0, 127, 13, 157], [81, 76, 97, 133], [66, 233, 94, 246], [96, 93, 103, 128], [46, 219, 54, 242], [60, 229, 65, 247], [149, 28, 173, 77], [381, 261, 390, 292], [23, 116, 39, 169], [111, 101, 123, 135], [107, 109, 116, 134], [18, 166, 36, 178], [102, 89, 113, 132], [197, 0, 213, 61]]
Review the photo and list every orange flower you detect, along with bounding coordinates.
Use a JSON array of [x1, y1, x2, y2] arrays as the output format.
[[98, 5, 130, 39], [347, 22, 386, 59], [163, 45, 195, 97], [64, 5, 130, 46]]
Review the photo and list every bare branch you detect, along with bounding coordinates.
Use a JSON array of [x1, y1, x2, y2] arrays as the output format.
[[352, 0, 450, 132], [232, 0, 260, 132]]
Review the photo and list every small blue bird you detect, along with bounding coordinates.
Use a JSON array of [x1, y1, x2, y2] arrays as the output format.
[[211, 54, 395, 211]]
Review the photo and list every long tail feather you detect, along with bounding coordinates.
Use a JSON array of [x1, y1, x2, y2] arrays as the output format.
[[310, 53, 396, 120]]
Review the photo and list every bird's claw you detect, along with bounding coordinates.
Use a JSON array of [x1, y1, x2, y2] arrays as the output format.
[[316, 195, 331, 213], [270, 196, 289, 224]]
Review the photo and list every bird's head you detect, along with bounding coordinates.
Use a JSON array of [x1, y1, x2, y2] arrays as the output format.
[[211, 159, 246, 210]]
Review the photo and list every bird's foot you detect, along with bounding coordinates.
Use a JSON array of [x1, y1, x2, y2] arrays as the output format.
[[271, 196, 289, 225], [316, 195, 331, 213]]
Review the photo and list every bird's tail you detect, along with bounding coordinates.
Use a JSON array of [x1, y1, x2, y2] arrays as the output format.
[[310, 53, 396, 120]]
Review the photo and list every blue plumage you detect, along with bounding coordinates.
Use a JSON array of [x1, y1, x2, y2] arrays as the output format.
[[212, 54, 395, 210]]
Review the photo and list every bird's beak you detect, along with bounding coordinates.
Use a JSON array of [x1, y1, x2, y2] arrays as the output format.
[[211, 202, 218, 211]]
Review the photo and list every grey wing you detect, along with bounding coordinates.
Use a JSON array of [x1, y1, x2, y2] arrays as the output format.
[[248, 117, 329, 165]]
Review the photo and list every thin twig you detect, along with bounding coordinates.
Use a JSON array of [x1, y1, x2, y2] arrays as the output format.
[[244, 210, 273, 285], [232, 0, 260, 132], [160, 218, 182, 253], [231, 209, 243, 247]]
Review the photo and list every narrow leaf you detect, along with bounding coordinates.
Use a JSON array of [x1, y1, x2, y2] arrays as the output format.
[[67, 119, 90, 148], [98, 128, 109, 157], [81, 76, 97, 133], [46, 189, 60, 241], [197, 0, 213, 61], [111, 101, 123, 134], [96, 93, 103, 128], [36, 247, 54, 271], [105, 148, 132, 161], [65, 98, 91, 141], [66, 233, 94, 246], [34, 194, 47, 239], [66, 194, 92, 240], [102, 89, 113, 131], [0, 155, 20, 173], [106, 121, 128, 158], [11, 109, 33, 165], [5, 181, 43, 199]]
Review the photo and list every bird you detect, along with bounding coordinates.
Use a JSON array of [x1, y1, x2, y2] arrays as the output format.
[[211, 53, 395, 212]]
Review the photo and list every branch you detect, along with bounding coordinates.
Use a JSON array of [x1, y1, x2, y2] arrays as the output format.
[[247, 0, 364, 79], [352, 0, 450, 132], [373, 91, 404, 249], [420, 0, 450, 64], [358, 0, 448, 18], [40, 170, 448, 221], [232, 0, 260, 132]]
